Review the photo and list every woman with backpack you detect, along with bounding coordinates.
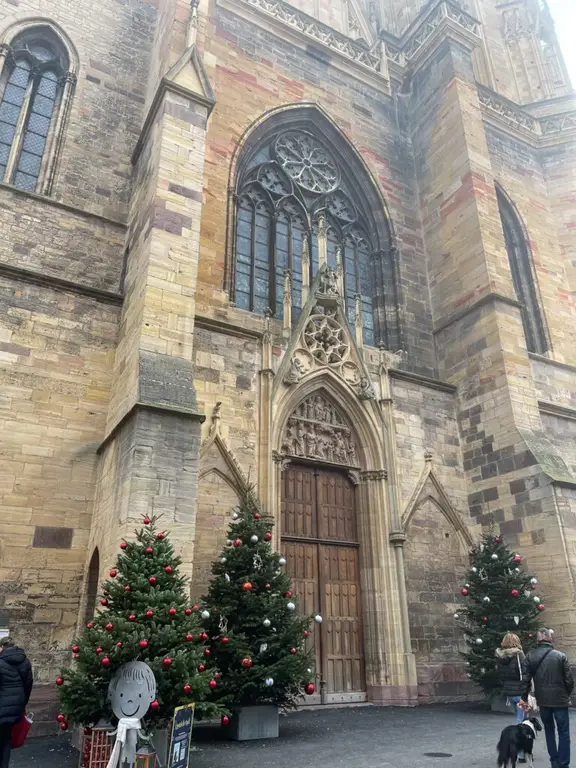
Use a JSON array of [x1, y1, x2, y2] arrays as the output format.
[[0, 637, 33, 768], [496, 633, 531, 763]]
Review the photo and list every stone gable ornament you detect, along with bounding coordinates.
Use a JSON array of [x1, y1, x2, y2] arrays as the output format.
[[106, 662, 157, 768]]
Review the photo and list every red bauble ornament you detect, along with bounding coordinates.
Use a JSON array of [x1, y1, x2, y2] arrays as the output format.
[[143, 517, 151, 525], [199, 632, 209, 641], [57, 714, 65, 723], [60, 722, 68, 731], [101, 657, 110, 667], [103, 589, 109, 595], [511, 589, 519, 597], [254, 513, 260, 520], [494, 536, 502, 543], [105, 623, 114, 632], [56, 677, 64, 686], [100, 598, 108, 606], [242, 582, 253, 592], [185, 608, 192, 616], [146, 548, 153, 555], [461, 588, 469, 596], [151, 700, 159, 710], [304, 630, 309, 637], [120, 541, 128, 550], [139, 640, 148, 649], [157, 532, 165, 540], [265, 532, 272, 541], [163, 657, 172, 667], [184, 684, 191, 694], [96, 647, 103, 655], [265, 583, 271, 590], [305, 683, 315, 695], [149, 577, 157, 586], [72, 645, 79, 653], [186, 633, 194, 642], [198, 664, 205, 672], [513, 554, 522, 563], [241, 657, 253, 668], [289, 648, 296, 655], [165, 566, 173, 574], [529, 633, 534, 639], [86, 621, 94, 629], [204, 649, 211, 657], [233, 539, 242, 548], [129, 614, 136, 622], [124, 585, 131, 592], [169, 607, 177, 616], [538, 604, 545, 611], [73, 654, 80, 660], [482, 617, 488, 623], [222, 637, 229, 645], [222, 716, 230, 726], [209, 679, 217, 689], [193, 604, 199, 611], [109, 570, 117, 578], [284, 591, 293, 598], [116, 642, 123, 648]]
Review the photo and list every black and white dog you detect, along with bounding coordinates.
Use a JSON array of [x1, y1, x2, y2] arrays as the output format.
[[497, 717, 543, 768]]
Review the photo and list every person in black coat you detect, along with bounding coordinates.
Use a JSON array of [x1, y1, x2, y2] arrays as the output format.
[[0, 638, 33, 768], [495, 633, 531, 763]]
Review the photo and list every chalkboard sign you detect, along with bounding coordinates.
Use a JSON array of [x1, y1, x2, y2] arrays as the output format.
[[168, 704, 195, 768]]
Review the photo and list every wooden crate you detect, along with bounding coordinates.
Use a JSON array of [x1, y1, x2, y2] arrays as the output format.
[[78, 726, 113, 768]]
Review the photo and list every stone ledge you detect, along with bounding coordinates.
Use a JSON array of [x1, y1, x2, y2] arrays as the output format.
[[97, 401, 206, 455], [0, 261, 124, 305], [433, 292, 522, 335], [529, 352, 576, 374], [389, 368, 457, 394], [538, 400, 576, 422]]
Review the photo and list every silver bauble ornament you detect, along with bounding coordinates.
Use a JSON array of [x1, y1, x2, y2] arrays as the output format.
[[481, 667, 486, 674], [491, 554, 498, 560], [483, 596, 491, 603], [279, 557, 287, 566], [453, 613, 460, 619], [232, 512, 239, 520], [226, 539, 232, 546], [263, 618, 271, 627], [475, 638, 483, 645], [220, 557, 227, 564], [265, 677, 274, 687], [314, 614, 323, 623], [470, 567, 477, 573], [201, 610, 210, 620], [530, 577, 538, 585], [533, 596, 540, 603], [287, 602, 296, 611], [250, 535, 259, 543]]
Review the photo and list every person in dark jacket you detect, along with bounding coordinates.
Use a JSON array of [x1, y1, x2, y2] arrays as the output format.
[[522, 628, 573, 768], [0, 637, 33, 768], [496, 633, 531, 762]]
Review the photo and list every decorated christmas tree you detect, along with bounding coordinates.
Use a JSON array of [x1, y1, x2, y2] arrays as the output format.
[[56, 516, 223, 729], [201, 490, 317, 711], [456, 531, 544, 695]]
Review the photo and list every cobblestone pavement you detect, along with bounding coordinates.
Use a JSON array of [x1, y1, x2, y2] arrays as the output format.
[[13, 704, 573, 767]]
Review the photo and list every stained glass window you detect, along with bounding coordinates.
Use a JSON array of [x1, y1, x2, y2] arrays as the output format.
[[497, 188, 548, 354], [232, 127, 398, 346], [0, 29, 68, 192]]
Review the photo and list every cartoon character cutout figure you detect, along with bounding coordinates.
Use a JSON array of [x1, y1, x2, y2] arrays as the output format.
[[106, 662, 156, 768]]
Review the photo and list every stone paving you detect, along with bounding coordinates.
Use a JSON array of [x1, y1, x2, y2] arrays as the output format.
[[13, 704, 574, 767]]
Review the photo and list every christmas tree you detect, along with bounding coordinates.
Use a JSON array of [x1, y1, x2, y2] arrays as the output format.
[[56, 516, 223, 729], [456, 531, 545, 695], [201, 490, 317, 710]]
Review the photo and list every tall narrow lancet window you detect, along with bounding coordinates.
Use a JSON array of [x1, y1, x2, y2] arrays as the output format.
[[497, 187, 548, 355], [229, 116, 400, 348], [0, 26, 75, 194]]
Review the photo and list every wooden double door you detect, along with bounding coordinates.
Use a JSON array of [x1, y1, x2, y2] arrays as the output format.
[[281, 464, 366, 702]]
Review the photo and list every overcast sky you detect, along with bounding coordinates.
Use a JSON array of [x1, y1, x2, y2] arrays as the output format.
[[548, 0, 575, 88]]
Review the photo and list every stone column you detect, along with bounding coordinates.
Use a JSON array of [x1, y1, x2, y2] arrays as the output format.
[[91, 49, 215, 581]]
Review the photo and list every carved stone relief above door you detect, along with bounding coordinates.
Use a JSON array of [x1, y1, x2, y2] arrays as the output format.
[[279, 393, 358, 467]]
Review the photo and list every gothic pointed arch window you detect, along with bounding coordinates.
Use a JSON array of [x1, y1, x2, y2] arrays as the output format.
[[497, 187, 548, 355], [229, 113, 401, 349], [0, 25, 76, 194]]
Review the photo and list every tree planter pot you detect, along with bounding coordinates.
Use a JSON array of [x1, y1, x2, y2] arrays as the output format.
[[229, 706, 279, 741], [491, 693, 512, 714]]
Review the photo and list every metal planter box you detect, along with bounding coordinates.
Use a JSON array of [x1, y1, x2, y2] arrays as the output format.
[[230, 705, 279, 741]]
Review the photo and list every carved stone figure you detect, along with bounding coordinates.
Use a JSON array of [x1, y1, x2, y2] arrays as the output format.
[[284, 357, 305, 386], [358, 377, 376, 400]]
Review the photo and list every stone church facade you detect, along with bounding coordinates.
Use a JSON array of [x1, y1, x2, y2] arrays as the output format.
[[0, 0, 575, 729]]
